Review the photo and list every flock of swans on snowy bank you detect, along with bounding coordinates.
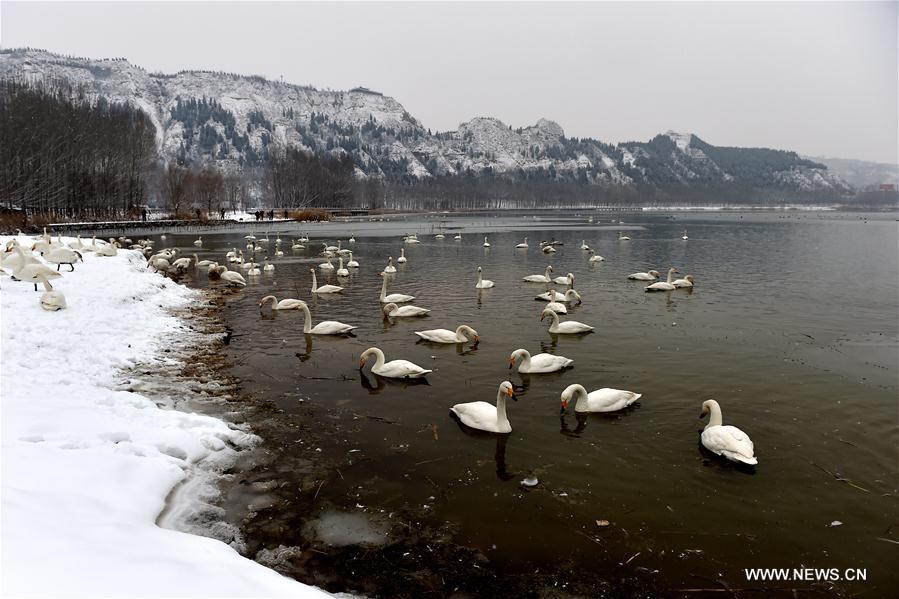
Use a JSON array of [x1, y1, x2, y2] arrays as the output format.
[[1, 227, 754, 466]]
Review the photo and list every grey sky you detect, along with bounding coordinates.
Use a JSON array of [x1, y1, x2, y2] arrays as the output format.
[[2, 1, 896, 163]]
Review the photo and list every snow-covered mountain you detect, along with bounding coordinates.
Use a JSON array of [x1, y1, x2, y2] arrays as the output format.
[[0, 49, 851, 192]]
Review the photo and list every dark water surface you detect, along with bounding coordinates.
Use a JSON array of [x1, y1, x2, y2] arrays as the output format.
[[167, 211, 897, 596]]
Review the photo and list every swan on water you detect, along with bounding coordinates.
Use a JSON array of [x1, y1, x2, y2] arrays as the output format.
[[682, 231, 689, 240], [259, 295, 305, 310], [414, 324, 479, 344], [379, 272, 414, 303], [618, 231, 631, 241], [541, 244, 557, 253], [194, 254, 215, 267], [516, 237, 529, 249], [382, 302, 430, 317], [483, 236, 491, 247], [360, 347, 431, 379], [523, 265, 554, 283], [560, 383, 641, 414], [346, 252, 359, 268], [220, 268, 246, 287], [475, 266, 494, 289], [700, 400, 758, 465], [319, 256, 335, 270], [397, 248, 408, 264], [336, 257, 349, 277], [673, 275, 694, 288], [552, 272, 575, 286], [194, 237, 203, 247], [310, 269, 343, 294], [450, 381, 517, 433], [645, 267, 679, 292], [383, 257, 397, 274], [509, 349, 573, 373], [297, 300, 356, 335], [628, 269, 660, 281], [292, 240, 305, 250], [588, 249, 604, 262], [546, 289, 581, 314], [540, 308, 594, 334], [580, 240, 590, 250]]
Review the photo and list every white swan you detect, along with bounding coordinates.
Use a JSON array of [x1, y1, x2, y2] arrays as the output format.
[[682, 231, 689, 240], [628, 269, 660, 281], [319, 256, 335, 270], [580, 240, 590, 250], [40, 290, 67, 311], [540, 308, 594, 334], [450, 381, 517, 433], [414, 324, 479, 344], [360, 347, 431, 379], [516, 237, 529, 249], [379, 272, 414, 303], [297, 301, 356, 335], [310, 269, 343, 294], [194, 253, 215, 267], [259, 295, 305, 310], [475, 266, 494, 289], [292, 240, 305, 250], [645, 267, 679, 292], [247, 263, 261, 276], [435, 233, 445, 239], [588, 249, 604, 262], [483, 236, 490, 247], [95, 242, 118, 257], [560, 383, 642, 413], [346, 252, 359, 268], [618, 231, 631, 241], [193, 236, 203, 247], [673, 275, 694, 288], [552, 272, 575, 286], [382, 302, 430, 317], [397, 248, 408, 264], [349, 235, 355, 243], [336, 257, 349, 277], [509, 349, 572, 373], [523, 265, 554, 283], [700, 400, 758, 465], [383, 257, 397, 274], [221, 268, 247, 287], [536, 286, 567, 301], [541, 244, 557, 254], [170, 257, 192, 272], [546, 289, 581, 314], [14, 263, 63, 291], [453, 233, 462, 240], [263, 258, 275, 272]]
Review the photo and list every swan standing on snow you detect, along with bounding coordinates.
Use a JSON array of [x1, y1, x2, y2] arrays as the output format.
[[700, 400, 758, 465], [475, 266, 494, 289], [397, 248, 408, 264], [382, 257, 397, 274], [40, 290, 67, 311], [14, 263, 62, 291], [673, 275, 694, 288], [297, 300, 356, 335], [336, 257, 349, 277], [360, 347, 431, 379], [483, 236, 491, 247], [560, 383, 641, 414], [310, 269, 343, 294], [523, 265, 554, 283], [552, 272, 575, 286], [414, 324, 479, 344], [259, 295, 305, 310], [645, 267, 679, 292], [379, 272, 414, 303], [450, 381, 517, 433], [540, 308, 594, 334], [516, 237, 529, 249], [546, 289, 581, 314], [382, 302, 430, 317], [509, 348, 573, 373], [346, 252, 359, 268], [628, 269, 660, 281]]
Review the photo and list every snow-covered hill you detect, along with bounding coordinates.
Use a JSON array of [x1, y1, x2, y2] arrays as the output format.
[[0, 49, 851, 192]]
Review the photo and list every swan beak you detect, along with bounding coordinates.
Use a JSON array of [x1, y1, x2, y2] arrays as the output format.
[[540, 313, 545, 321], [508, 359, 514, 369], [699, 411, 707, 420], [473, 335, 480, 343]]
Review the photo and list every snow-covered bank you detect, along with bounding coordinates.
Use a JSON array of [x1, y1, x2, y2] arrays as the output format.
[[1, 236, 330, 597]]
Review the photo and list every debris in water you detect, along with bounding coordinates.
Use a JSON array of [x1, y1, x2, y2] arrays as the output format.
[[595, 519, 610, 527], [520, 476, 539, 488]]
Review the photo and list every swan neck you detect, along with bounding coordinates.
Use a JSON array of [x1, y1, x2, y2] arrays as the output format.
[[707, 403, 723, 427], [301, 304, 312, 333], [575, 386, 589, 411], [520, 351, 530, 369], [495, 393, 510, 428], [667, 269, 675, 283], [311, 270, 317, 291], [380, 275, 387, 299], [373, 348, 386, 369]]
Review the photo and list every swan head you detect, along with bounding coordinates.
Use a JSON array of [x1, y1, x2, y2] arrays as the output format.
[[259, 295, 276, 308], [685, 275, 694, 283], [700, 399, 720, 419], [382, 303, 398, 316], [499, 381, 517, 402], [649, 270, 660, 277], [359, 347, 378, 368], [669, 267, 680, 274], [509, 349, 526, 369], [540, 308, 555, 321], [458, 325, 479, 343], [567, 289, 582, 304], [559, 384, 585, 414]]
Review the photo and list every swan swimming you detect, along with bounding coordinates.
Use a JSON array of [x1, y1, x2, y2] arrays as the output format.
[[383, 257, 397, 274], [360, 347, 431, 379], [509, 349, 573, 373], [379, 272, 415, 303], [450, 381, 517, 433], [311, 269, 343, 294], [700, 400, 758, 465], [560, 383, 641, 413], [515, 237, 529, 249], [523, 265, 554, 283], [552, 272, 575, 286], [382, 302, 430, 317], [397, 248, 408, 264], [645, 267, 679, 292], [540, 308, 594, 334], [475, 266, 495, 289], [414, 324, 479, 344], [546, 289, 581, 314], [628, 269, 660, 281], [336, 257, 349, 277], [297, 300, 356, 335], [483, 236, 491, 247], [259, 295, 305, 310], [673, 275, 694, 288]]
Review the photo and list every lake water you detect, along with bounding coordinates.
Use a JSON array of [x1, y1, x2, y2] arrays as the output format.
[[164, 210, 898, 596]]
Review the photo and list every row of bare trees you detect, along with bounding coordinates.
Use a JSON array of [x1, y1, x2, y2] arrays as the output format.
[[0, 79, 156, 219], [263, 147, 356, 209]]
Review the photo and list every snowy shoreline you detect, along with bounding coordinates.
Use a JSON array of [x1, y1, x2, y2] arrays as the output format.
[[1, 235, 329, 597]]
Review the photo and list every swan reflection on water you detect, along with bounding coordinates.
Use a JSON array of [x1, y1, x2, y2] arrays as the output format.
[[359, 370, 430, 395], [450, 417, 516, 481], [559, 412, 589, 437]]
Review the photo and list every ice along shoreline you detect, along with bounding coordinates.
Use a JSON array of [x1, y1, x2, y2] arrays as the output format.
[[0, 234, 331, 598]]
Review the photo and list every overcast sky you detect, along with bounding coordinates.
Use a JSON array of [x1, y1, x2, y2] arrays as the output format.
[[2, 1, 896, 163]]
